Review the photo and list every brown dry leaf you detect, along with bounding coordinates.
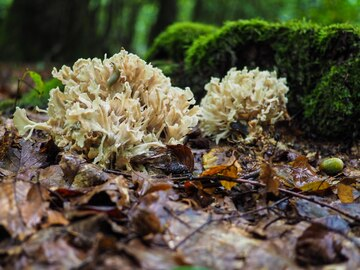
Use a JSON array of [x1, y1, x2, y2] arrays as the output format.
[[295, 223, 347, 266], [131, 146, 192, 174], [38, 165, 66, 188], [16, 139, 50, 171], [68, 175, 129, 209], [20, 227, 86, 268], [167, 144, 194, 172], [0, 125, 15, 161], [59, 153, 84, 183], [132, 171, 172, 197], [259, 162, 280, 196], [43, 210, 69, 228], [130, 191, 171, 236], [0, 181, 50, 240], [72, 163, 111, 188], [59, 153, 109, 188], [337, 183, 354, 203], [0, 138, 54, 182]]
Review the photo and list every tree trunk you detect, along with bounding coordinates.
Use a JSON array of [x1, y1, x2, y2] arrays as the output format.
[[149, 0, 177, 44]]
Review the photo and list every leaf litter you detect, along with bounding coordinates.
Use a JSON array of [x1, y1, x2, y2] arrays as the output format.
[[0, 116, 360, 269]]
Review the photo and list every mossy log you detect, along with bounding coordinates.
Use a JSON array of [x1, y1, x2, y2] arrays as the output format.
[[149, 19, 359, 139], [146, 22, 217, 62]]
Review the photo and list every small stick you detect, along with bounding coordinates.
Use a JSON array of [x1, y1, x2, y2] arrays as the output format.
[[174, 214, 212, 250], [163, 206, 191, 228], [190, 176, 360, 223], [174, 197, 289, 250]]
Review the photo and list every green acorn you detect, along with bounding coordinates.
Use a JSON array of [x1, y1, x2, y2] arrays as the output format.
[[319, 157, 344, 175]]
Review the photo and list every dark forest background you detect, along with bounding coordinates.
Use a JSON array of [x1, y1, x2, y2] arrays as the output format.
[[0, 0, 359, 63]]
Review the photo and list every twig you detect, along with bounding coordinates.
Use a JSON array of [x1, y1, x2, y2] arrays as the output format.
[[219, 196, 290, 222], [190, 176, 360, 223], [163, 206, 191, 228], [174, 197, 290, 250], [103, 168, 132, 177], [241, 169, 260, 179], [174, 213, 212, 250]]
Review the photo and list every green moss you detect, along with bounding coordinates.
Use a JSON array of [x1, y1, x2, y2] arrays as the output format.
[[182, 19, 360, 139], [185, 19, 323, 108], [272, 21, 321, 111], [303, 58, 360, 139], [146, 22, 217, 62], [317, 24, 360, 66]]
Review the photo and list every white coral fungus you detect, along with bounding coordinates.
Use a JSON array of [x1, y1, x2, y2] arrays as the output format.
[[14, 49, 199, 168], [200, 67, 289, 143]]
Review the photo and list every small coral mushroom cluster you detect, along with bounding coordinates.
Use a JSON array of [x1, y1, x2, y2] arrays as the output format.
[[14, 50, 199, 168], [13, 50, 289, 169], [200, 67, 289, 144]]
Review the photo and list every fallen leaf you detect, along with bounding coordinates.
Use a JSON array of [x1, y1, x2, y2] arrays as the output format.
[[132, 171, 172, 196], [202, 146, 234, 169], [0, 181, 50, 240], [259, 162, 280, 196], [0, 138, 51, 174], [69, 175, 129, 209], [294, 199, 330, 219], [200, 162, 240, 190], [290, 156, 319, 186], [295, 223, 347, 266], [299, 180, 331, 192], [274, 156, 331, 192], [337, 183, 354, 203], [130, 191, 171, 236], [201, 148, 241, 190], [43, 210, 69, 228], [131, 146, 192, 174], [167, 144, 195, 172]]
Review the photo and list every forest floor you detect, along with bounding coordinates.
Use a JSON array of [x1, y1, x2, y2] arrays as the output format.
[[0, 65, 360, 269]]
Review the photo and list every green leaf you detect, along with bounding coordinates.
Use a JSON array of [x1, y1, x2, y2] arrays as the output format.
[[27, 71, 45, 95]]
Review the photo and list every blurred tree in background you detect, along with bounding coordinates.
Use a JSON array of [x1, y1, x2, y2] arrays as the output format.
[[0, 0, 359, 63]]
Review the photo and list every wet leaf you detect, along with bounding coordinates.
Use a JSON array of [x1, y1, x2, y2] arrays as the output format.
[[38, 165, 66, 188], [290, 156, 319, 186], [130, 191, 171, 236], [274, 156, 331, 192], [167, 144, 194, 172], [315, 215, 350, 234], [294, 199, 330, 219]]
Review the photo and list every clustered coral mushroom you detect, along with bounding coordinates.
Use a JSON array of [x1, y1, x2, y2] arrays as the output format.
[[199, 67, 289, 144], [13, 49, 199, 168]]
